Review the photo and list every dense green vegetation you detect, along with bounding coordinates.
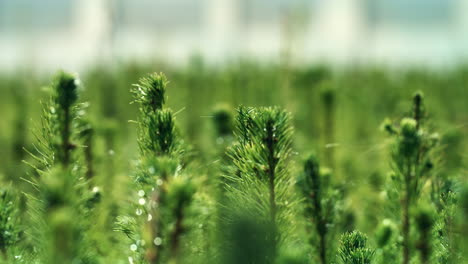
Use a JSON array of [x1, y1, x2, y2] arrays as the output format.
[[0, 61, 467, 263]]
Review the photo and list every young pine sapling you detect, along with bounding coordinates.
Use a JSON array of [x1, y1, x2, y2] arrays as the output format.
[[297, 154, 341, 264], [119, 73, 195, 264], [339, 230, 374, 264], [27, 71, 98, 263], [224, 106, 295, 262], [383, 92, 439, 264]]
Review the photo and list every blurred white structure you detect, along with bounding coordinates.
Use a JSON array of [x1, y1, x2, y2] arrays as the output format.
[[0, 0, 467, 72]]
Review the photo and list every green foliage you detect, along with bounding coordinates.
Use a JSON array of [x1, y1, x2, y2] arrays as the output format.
[[297, 153, 341, 264], [44, 71, 81, 167], [79, 117, 95, 180], [432, 190, 459, 263], [415, 204, 435, 264], [212, 104, 234, 138], [384, 92, 441, 264], [319, 82, 336, 168], [148, 110, 177, 155], [275, 250, 309, 264], [373, 219, 398, 264], [458, 185, 468, 260], [223, 106, 295, 261], [386, 93, 439, 199], [39, 168, 97, 264], [0, 64, 466, 264], [415, 205, 435, 232], [375, 219, 394, 248], [131, 72, 167, 113], [23, 71, 99, 264], [0, 188, 20, 257], [122, 72, 196, 264], [320, 84, 335, 108], [339, 231, 374, 264], [133, 73, 182, 158], [222, 213, 277, 264]]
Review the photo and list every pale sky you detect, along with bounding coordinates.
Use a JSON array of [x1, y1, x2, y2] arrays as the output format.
[[0, 0, 467, 72]]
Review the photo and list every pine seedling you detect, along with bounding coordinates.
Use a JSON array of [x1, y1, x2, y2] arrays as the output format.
[[415, 204, 435, 264], [210, 104, 234, 192], [224, 106, 295, 261], [123, 72, 195, 264], [320, 83, 336, 169], [132, 73, 183, 158], [374, 219, 398, 263], [296, 154, 341, 264], [79, 117, 94, 181], [412, 92, 423, 129], [212, 104, 234, 140], [26, 71, 98, 263], [211, 104, 234, 160], [131, 73, 166, 113], [43, 71, 79, 167], [375, 219, 394, 248], [25, 71, 85, 172], [339, 231, 374, 264], [0, 188, 20, 260], [383, 92, 440, 264], [205, 105, 235, 263]]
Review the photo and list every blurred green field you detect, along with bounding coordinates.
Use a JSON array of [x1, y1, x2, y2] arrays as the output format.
[[0, 61, 467, 263]]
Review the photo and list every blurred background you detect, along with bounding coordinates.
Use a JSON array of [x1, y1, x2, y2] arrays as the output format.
[[1, 0, 468, 72]]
